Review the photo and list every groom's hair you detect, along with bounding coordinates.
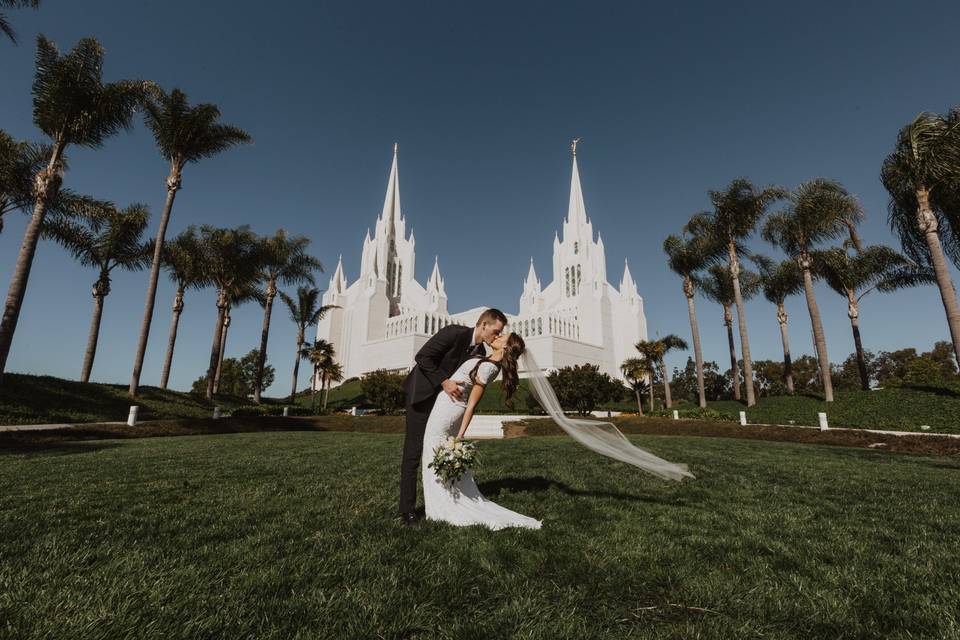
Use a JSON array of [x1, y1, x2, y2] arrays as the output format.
[[477, 308, 507, 326]]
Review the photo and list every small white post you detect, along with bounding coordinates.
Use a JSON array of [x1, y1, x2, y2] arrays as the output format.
[[283, 406, 289, 417], [818, 412, 828, 431], [213, 406, 221, 420], [739, 411, 747, 426], [127, 405, 139, 427], [672, 409, 679, 421]]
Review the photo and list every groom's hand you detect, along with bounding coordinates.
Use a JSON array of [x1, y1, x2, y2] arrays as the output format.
[[442, 379, 465, 401]]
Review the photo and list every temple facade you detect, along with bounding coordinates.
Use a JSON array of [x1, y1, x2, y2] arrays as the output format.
[[315, 144, 647, 384]]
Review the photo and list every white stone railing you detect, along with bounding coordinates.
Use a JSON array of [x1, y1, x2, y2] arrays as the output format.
[[507, 311, 580, 340], [385, 311, 463, 338]]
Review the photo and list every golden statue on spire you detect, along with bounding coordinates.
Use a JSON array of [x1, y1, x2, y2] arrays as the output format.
[[571, 137, 581, 156]]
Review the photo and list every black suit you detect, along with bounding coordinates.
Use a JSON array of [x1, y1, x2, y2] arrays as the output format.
[[399, 324, 478, 514]]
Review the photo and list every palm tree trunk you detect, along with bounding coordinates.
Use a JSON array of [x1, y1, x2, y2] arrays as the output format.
[[205, 294, 228, 400], [848, 299, 869, 391], [634, 388, 644, 416], [253, 283, 276, 404], [800, 260, 834, 401], [0, 142, 65, 381], [322, 378, 330, 410], [159, 288, 185, 390], [289, 329, 304, 403], [916, 188, 960, 371], [213, 308, 230, 395], [684, 278, 706, 408], [728, 242, 756, 406], [647, 373, 655, 413], [660, 361, 672, 409], [130, 163, 182, 397], [81, 287, 107, 384], [311, 368, 317, 412], [724, 304, 740, 401], [777, 303, 795, 395]]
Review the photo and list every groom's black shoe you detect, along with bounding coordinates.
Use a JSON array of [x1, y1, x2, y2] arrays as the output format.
[[399, 512, 418, 526]]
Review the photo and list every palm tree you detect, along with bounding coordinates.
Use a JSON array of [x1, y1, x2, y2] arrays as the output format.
[[280, 287, 337, 403], [0, 0, 39, 45], [693, 264, 761, 401], [43, 203, 150, 382], [763, 179, 863, 402], [252, 230, 322, 404], [320, 361, 344, 411], [0, 130, 99, 235], [631, 341, 660, 413], [881, 110, 960, 368], [158, 227, 209, 389], [213, 283, 265, 395], [655, 335, 687, 409], [688, 179, 787, 406], [813, 245, 935, 390], [663, 228, 717, 408], [301, 339, 335, 412], [198, 225, 262, 399], [129, 88, 251, 398], [0, 37, 148, 382], [755, 256, 804, 394], [619, 357, 647, 416]]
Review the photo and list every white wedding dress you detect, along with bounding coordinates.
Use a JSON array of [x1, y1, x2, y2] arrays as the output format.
[[421, 357, 542, 530]]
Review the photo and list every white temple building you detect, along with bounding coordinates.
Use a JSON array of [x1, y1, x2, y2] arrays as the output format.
[[315, 143, 647, 384]]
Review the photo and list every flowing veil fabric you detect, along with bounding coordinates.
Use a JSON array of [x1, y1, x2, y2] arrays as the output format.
[[522, 352, 695, 482]]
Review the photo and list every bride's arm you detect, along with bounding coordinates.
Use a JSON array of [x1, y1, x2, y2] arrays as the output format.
[[456, 381, 486, 439]]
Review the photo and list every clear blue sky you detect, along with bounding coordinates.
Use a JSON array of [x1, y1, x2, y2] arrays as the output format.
[[0, 0, 957, 395]]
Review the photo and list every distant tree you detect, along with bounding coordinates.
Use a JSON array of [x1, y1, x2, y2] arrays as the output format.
[[548, 364, 624, 416], [874, 348, 919, 386], [192, 349, 273, 398], [279, 286, 336, 403], [300, 339, 335, 412], [752, 360, 788, 397], [832, 351, 877, 391], [43, 203, 151, 382], [239, 349, 274, 395], [319, 361, 344, 411], [361, 369, 406, 415], [670, 357, 728, 402], [620, 357, 647, 415], [755, 256, 804, 394], [158, 227, 209, 389]]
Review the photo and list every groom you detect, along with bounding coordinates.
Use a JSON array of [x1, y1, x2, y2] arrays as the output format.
[[398, 307, 507, 524]]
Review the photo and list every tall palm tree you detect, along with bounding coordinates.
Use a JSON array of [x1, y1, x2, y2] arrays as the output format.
[[688, 179, 787, 406], [0, 37, 148, 382], [763, 179, 862, 402], [0, 0, 39, 45], [881, 110, 960, 369], [631, 341, 660, 413], [663, 228, 716, 408], [158, 227, 209, 389], [43, 203, 150, 382], [129, 88, 252, 398], [755, 256, 804, 394], [0, 130, 99, 235], [252, 230, 322, 404], [655, 335, 687, 409], [280, 286, 336, 403], [693, 264, 761, 401], [320, 360, 344, 411], [198, 225, 261, 399], [813, 245, 935, 390], [301, 339, 335, 412], [212, 283, 265, 395], [619, 357, 646, 416]]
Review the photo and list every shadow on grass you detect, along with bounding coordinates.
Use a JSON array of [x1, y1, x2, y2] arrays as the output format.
[[898, 383, 960, 399], [477, 475, 678, 504], [0, 440, 122, 456]]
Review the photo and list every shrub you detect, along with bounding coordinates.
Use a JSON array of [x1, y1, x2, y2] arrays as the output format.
[[231, 405, 313, 417], [361, 370, 406, 415], [548, 364, 624, 416]]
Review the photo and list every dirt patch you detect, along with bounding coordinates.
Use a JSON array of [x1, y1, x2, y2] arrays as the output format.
[[505, 417, 960, 456]]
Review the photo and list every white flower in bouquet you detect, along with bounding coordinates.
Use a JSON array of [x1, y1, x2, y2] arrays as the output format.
[[428, 437, 479, 483]]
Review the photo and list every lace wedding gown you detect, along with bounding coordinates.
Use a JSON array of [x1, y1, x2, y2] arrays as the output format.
[[422, 357, 542, 530]]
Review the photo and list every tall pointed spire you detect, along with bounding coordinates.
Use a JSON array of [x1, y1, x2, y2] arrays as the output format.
[[380, 143, 401, 227], [567, 139, 588, 227], [330, 254, 346, 293], [621, 258, 637, 296], [427, 256, 445, 294], [524, 257, 540, 292]]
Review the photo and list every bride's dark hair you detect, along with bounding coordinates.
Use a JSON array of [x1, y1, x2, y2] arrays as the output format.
[[468, 333, 526, 405], [499, 333, 525, 404]]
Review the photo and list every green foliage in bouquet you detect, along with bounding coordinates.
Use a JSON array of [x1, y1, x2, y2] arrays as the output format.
[[428, 436, 479, 483]]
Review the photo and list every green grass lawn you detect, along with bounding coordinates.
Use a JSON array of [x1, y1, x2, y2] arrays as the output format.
[[2, 431, 958, 639]]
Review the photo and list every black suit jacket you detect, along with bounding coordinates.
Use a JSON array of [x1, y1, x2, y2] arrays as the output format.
[[403, 325, 476, 405]]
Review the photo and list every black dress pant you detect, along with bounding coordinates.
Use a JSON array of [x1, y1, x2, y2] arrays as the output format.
[[399, 393, 439, 514]]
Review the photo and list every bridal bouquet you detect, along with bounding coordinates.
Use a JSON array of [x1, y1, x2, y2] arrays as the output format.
[[428, 436, 479, 483]]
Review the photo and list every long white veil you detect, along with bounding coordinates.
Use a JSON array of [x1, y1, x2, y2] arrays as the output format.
[[521, 351, 695, 482]]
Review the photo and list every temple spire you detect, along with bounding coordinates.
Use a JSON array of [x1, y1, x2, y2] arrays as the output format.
[[524, 257, 540, 292], [567, 143, 588, 227], [621, 258, 637, 295], [330, 254, 346, 293], [427, 256, 445, 294], [379, 143, 402, 228]]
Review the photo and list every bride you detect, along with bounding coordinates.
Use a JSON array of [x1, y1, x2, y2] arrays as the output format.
[[421, 332, 694, 531]]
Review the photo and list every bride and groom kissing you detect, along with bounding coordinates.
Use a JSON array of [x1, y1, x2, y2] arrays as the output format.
[[398, 308, 694, 531]]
